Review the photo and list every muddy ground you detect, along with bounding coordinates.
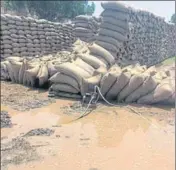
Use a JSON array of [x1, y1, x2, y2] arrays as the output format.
[[1, 62, 175, 170]]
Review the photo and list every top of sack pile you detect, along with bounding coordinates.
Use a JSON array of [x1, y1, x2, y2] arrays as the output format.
[[1, 13, 74, 27], [101, 1, 131, 13]]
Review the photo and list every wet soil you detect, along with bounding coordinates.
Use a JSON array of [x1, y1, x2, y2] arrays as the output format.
[[1, 81, 55, 111], [1, 63, 175, 170]]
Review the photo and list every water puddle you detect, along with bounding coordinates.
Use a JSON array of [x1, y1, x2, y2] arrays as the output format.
[[1, 99, 175, 170]]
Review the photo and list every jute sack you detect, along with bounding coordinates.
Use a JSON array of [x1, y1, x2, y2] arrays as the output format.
[[102, 17, 129, 30], [137, 78, 174, 105], [1, 61, 10, 80], [6, 56, 23, 62], [4, 61, 16, 82], [50, 91, 82, 99], [54, 62, 91, 85], [95, 55, 109, 67], [22, 61, 31, 86], [47, 61, 58, 77], [74, 27, 92, 33], [75, 32, 94, 38], [77, 53, 107, 69], [100, 65, 122, 96], [101, 10, 129, 21], [129, 64, 146, 75], [37, 63, 49, 87], [101, 2, 129, 13], [99, 28, 128, 42], [74, 22, 90, 29], [81, 74, 102, 96], [93, 66, 108, 76], [19, 59, 26, 84], [153, 78, 175, 105], [73, 57, 95, 76], [25, 65, 40, 87], [22, 61, 38, 86], [96, 40, 118, 53], [50, 83, 79, 94], [9, 60, 22, 83], [106, 69, 131, 100], [144, 65, 157, 75], [89, 43, 115, 66], [125, 75, 159, 103], [117, 71, 149, 102], [96, 35, 122, 49], [49, 72, 80, 91]]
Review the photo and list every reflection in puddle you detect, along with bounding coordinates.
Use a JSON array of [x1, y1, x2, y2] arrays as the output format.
[[1, 100, 175, 170]]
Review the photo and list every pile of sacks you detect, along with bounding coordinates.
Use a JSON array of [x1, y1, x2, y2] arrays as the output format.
[[48, 42, 174, 105], [1, 14, 75, 59], [73, 15, 102, 42], [0, 39, 90, 87], [95, 2, 131, 62], [166, 24, 176, 59], [0, 50, 77, 87], [1, 40, 174, 105], [99, 64, 174, 105], [49, 42, 115, 97]]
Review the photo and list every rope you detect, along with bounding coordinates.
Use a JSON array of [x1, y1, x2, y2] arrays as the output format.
[[94, 85, 164, 132], [70, 94, 95, 122], [70, 85, 167, 133]]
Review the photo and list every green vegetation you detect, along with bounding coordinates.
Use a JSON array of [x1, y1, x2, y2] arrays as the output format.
[[170, 13, 176, 24], [3, 0, 95, 21], [161, 56, 175, 65]]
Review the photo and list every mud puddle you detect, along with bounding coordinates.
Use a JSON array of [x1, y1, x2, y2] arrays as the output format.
[[1, 99, 175, 170]]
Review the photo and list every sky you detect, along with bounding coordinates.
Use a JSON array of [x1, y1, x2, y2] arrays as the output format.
[[92, 1, 175, 22]]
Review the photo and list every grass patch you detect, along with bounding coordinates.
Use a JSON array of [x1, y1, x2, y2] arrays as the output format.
[[161, 56, 175, 65]]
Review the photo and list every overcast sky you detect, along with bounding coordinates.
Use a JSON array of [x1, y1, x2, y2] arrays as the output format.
[[92, 1, 175, 22]]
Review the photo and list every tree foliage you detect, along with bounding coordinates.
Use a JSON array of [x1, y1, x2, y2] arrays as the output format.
[[170, 13, 176, 24], [3, 0, 95, 21]]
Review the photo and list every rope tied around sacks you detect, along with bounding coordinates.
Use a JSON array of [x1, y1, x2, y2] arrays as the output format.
[[72, 85, 167, 133]]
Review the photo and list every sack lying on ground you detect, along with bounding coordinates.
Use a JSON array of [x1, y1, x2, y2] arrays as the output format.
[[137, 78, 175, 105], [37, 63, 49, 86], [9, 60, 22, 83], [47, 61, 58, 77], [25, 64, 40, 87], [125, 74, 159, 103], [117, 71, 149, 102], [54, 62, 91, 85], [49, 91, 82, 99], [50, 83, 79, 94], [49, 72, 80, 91], [100, 65, 122, 96], [81, 74, 102, 96]]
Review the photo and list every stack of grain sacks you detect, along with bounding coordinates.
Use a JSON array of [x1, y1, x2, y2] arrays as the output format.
[[95, 2, 131, 65], [1, 14, 76, 59], [73, 15, 102, 42], [166, 24, 176, 59], [127, 9, 169, 66], [99, 63, 175, 105]]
